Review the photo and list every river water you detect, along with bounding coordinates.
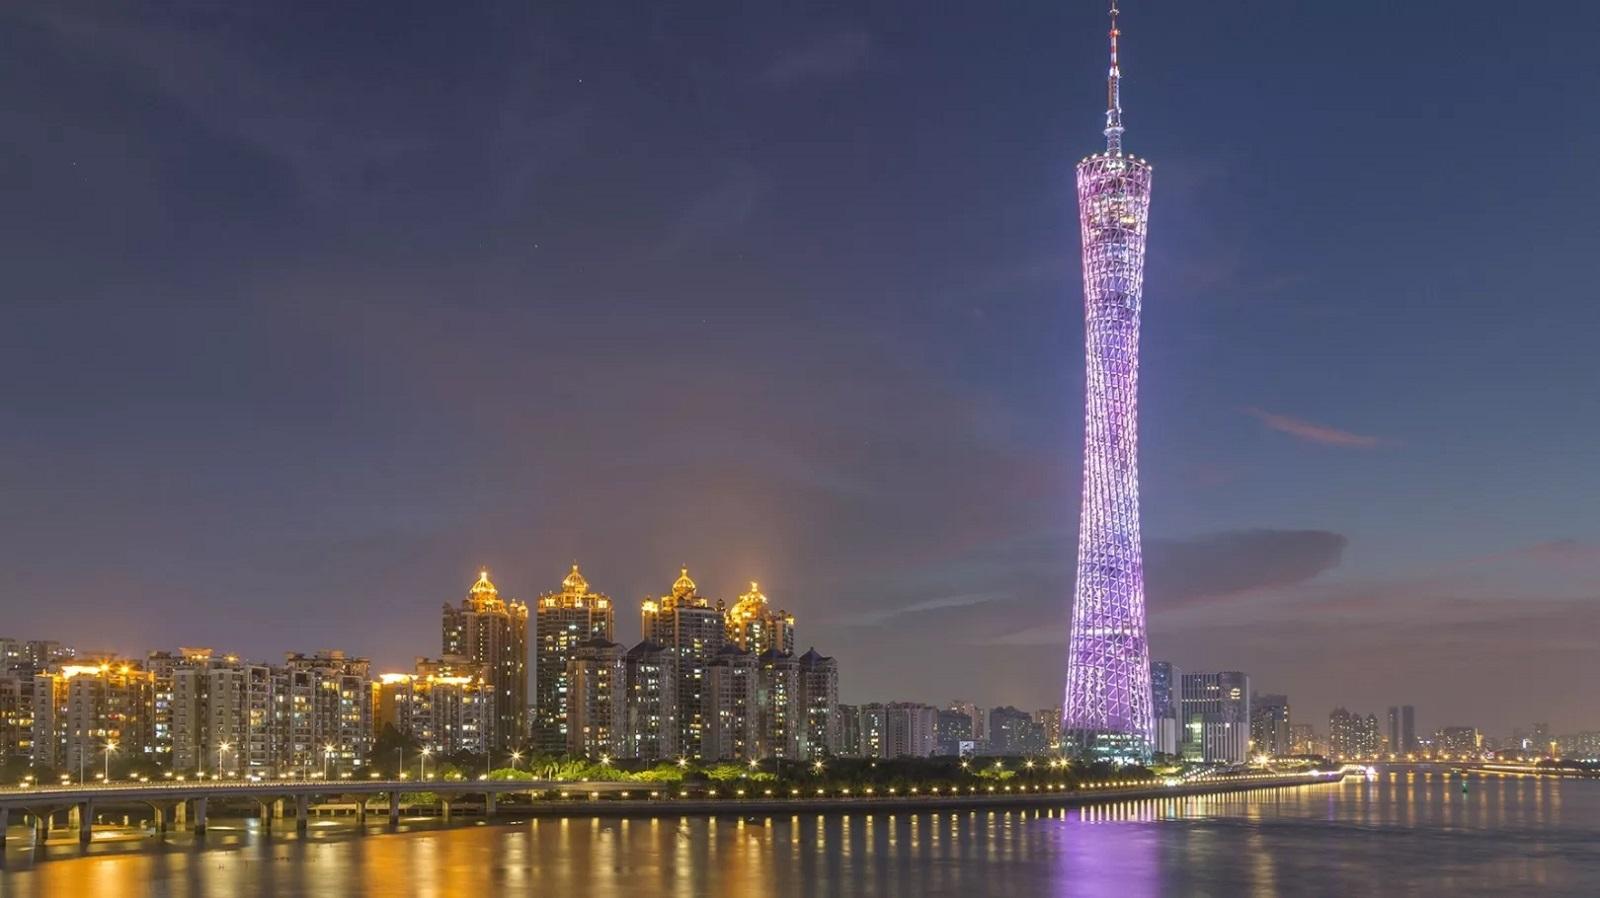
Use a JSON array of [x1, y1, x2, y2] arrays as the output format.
[[3, 771, 1598, 896]]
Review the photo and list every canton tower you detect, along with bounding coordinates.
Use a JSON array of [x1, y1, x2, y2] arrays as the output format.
[[1062, 0, 1155, 760]]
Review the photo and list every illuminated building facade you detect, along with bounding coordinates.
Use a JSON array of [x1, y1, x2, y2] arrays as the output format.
[[623, 640, 678, 760], [703, 645, 757, 761], [1180, 671, 1250, 765], [1250, 693, 1292, 759], [533, 564, 615, 753], [725, 582, 795, 657], [989, 706, 1045, 755], [31, 658, 157, 776], [566, 636, 627, 759], [443, 570, 529, 753], [1436, 726, 1483, 757], [0, 676, 33, 764], [641, 567, 725, 758], [797, 648, 839, 759], [886, 702, 938, 758], [935, 709, 972, 757], [374, 656, 492, 756], [1062, 0, 1156, 761], [280, 650, 372, 777], [755, 650, 801, 760]]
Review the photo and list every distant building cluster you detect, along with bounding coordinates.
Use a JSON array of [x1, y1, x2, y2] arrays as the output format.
[[0, 565, 845, 779], [1141, 657, 1573, 765]]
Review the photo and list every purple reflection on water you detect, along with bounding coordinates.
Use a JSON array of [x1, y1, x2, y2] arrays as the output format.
[[1049, 807, 1161, 898]]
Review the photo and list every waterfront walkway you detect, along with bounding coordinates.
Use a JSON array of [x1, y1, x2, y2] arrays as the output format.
[[0, 770, 1341, 847]]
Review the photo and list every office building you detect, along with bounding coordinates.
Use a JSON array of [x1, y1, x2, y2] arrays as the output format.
[[1150, 661, 1179, 756], [1180, 672, 1250, 765]]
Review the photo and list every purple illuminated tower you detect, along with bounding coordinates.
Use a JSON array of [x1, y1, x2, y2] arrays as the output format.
[[1062, 0, 1154, 760]]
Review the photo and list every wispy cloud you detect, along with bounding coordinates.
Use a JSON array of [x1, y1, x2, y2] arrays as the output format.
[[1244, 407, 1386, 448], [836, 592, 1003, 627], [764, 31, 871, 87]]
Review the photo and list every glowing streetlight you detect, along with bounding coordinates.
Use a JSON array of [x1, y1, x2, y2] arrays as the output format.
[[509, 750, 523, 771], [421, 746, 434, 780], [323, 743, 337, 780], [219, 741, 234, 777], [103, 740, 119, 781]]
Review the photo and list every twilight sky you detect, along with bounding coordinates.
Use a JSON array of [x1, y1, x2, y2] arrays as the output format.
[[4, 1, 1599, 737]]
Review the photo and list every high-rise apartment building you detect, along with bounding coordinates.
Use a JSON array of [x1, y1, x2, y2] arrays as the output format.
[[31, 658, 156, 776], [623, 640, 678, 760], [797, 648, 839, 759], [1250, 694, 1291, 759], [533, 564, 614, 753], [1289, 723, 1318, 756], [703, 645, 757, 761], [566, 637, 626, 759], [725, 582, 795, 657], [989, 706, 1046, 755], [1036, 707, 1064, 752], [373, 656, 492, 757], [641, 568, 725, 758], [1387, 705, 1417, 755], [935, 709, 973, 756], [886, 702, 938, 758], [1180, 672, 1250, 765], [443, 570, 529, 754], [854, 704, 887, 759], [837, 703, 862, 757], [755, 650, 801, 760], [951, 701, 987, 748]]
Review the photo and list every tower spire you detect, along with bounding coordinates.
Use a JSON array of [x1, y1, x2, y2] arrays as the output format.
[[1104, 0, 1124, 153]]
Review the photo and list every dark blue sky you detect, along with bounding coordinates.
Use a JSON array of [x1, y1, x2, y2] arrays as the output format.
[[4, 1, 1599, 736]]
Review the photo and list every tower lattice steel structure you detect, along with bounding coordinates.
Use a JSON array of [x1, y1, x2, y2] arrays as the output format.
[[1062, 0, 1155, 759]]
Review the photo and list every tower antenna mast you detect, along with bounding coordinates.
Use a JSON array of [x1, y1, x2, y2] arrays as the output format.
[[1104, 0, 1124, 153]]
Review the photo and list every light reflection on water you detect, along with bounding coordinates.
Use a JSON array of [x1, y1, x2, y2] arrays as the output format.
[[5, 775, 1600, 896]]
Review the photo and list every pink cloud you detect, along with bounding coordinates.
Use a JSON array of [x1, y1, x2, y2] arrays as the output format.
[[1244, 407, 1385, 448]]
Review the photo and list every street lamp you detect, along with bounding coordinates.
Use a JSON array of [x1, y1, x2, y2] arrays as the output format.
[[421, 746, 434, 781], [323, 743, 336, 780], [509, 750, 523, 771], [218, 741, 233, 778], [104, 740, 119, 781]]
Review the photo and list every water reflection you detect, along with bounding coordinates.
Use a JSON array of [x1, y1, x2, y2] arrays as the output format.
[[6, 778, 1600, 896]]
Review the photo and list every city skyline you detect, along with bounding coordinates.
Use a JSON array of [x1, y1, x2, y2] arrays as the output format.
[[5, 0, 1600, 737]]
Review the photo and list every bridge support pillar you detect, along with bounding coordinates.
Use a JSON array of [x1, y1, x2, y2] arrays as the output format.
[[174, 801, 187, 826], [388, 792, 400, 826], [296, 795, 309, 834], [67, 805, 80, 830], [193, 798, 208, 835], [32, 811, 50, 844], [152, 805, 167, 833], [441, 799, 451, 822], [78, 801, 94, 845], [355, 798, 367, 827], [485, 793, 496, 818], [0, 807, 9, 847]]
